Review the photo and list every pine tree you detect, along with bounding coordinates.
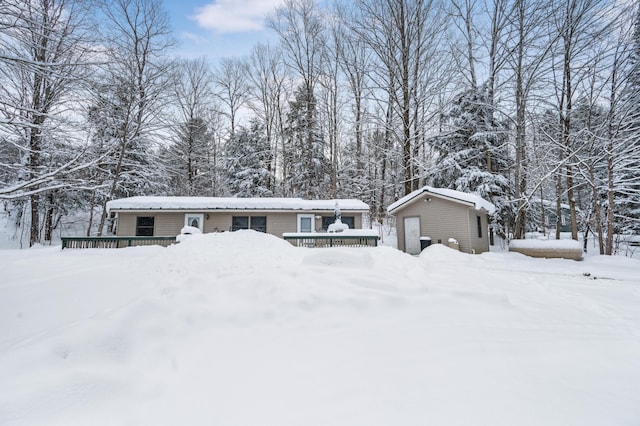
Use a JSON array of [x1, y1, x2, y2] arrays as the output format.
[[284, 84, 330, 199], [224, 121, 274, 197], [431, 86, 511, 237], [162, 117, 213, 196]]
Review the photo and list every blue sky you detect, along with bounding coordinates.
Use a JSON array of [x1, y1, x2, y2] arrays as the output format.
[[163, 0, 283, 60]]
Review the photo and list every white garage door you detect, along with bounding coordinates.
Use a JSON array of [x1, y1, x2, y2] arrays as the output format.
[[404, 217, 421, 255]]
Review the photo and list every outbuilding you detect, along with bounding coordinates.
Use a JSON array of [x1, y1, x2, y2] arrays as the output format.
[[387, 186, 495, 255]]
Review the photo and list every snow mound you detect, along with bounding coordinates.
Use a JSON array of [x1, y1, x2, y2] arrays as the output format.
[[302, 248, 374, 268], [2, 233, 640, 425], [418, 242, 470, 264], [170, 230, 297, 257], [179, 225, 202, 235]]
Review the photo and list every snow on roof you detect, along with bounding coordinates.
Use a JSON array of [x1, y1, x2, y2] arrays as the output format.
[[387, 186, 496, 214], [107, 196, 369, 212]]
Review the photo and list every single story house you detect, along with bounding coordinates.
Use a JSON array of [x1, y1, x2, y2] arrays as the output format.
[[387, 186, 495, 255], [526, 199, 575, 233], [106, 196, 370, 239]]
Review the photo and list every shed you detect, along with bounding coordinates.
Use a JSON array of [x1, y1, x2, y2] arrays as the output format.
[[107, 196, 370, 241], [387, 187, 495, 255]]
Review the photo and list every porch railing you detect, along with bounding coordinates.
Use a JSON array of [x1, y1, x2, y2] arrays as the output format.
[[283, 233, 378, 248], [61, 236, 177, 249]]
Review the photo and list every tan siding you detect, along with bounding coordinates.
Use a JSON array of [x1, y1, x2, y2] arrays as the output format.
[[204, 213, 233, 232], [467, 210, 490, 254], [115, 210, 366, 239], [116, 212, 184, 236], [155, 213, 185, 236], [394, 194, 474, 253], [116, 213, 136, 236], [264, 212, 298, 236], [354, 213, 363, 229]]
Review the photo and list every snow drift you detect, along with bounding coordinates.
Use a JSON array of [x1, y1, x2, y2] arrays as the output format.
[[1, 231, 639, 426]]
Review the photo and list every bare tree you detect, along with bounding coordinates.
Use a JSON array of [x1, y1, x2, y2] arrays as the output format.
[[0, 0, 95, 245], [268, 0, 328, 198], [447, 0, 480, 90], [95, 0, 175, 235], [165, 57, 216, 196], [550, 0, 612, 241], [212, 57, 249, 136], [607, 5, 640, 254], [246, 43, 290, 196], [348, 0, 446, 195], [508, 0, 557, 239], [319, 13, 344, 198], [334, 3, 372, 200]]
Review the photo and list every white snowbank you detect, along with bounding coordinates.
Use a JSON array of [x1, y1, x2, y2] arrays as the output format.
[[1, 231, 639, 425], [509, 238, 583, 250]]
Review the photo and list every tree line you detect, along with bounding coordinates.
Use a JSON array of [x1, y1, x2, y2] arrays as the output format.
[[1, 0, 639, 253]]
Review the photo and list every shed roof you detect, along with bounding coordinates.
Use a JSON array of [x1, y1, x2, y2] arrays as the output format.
[[387, 186, 496, 215], [107, 196, 369, 212]]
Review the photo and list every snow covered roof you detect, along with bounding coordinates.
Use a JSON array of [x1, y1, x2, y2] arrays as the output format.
[[107, 196, 369, 212], [387, 186, 496, 215]]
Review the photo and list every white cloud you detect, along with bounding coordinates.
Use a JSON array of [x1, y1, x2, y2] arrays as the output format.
[[180, 31, 207, 44], [192, 0, 283, 34]]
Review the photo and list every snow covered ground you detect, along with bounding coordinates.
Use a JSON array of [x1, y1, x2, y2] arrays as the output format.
[[1, 231, 640, 425]]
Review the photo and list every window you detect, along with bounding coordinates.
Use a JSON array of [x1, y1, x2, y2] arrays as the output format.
[[232, 216, 267, 233], [297, 214, 315, 233], [232, 216, 249, 231], [321, 216, 355, 231], [136, 216, 155, 236], [184, 213, 204, 232], [477, 215, 483, 238], [250, 216, 267, 233]]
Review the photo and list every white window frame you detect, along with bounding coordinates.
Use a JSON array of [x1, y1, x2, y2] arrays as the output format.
[[184, 213, 204, 232], [297, 214, 315, 233]]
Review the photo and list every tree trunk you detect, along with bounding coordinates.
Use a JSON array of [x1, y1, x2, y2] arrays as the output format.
[[605, 141, 615, 255], [555, 173, 562, 240], [43, 191, 55, 242]]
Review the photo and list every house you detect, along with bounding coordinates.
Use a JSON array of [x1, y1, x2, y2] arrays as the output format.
[[526, 199, 575, 233], [387, 187, 495, 255], [106, 196, 371, 240]]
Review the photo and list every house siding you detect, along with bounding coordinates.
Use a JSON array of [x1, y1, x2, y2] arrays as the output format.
[[115, 210, 364, 239], [393, 193, 491, 254], [467, 209, 490, 254]]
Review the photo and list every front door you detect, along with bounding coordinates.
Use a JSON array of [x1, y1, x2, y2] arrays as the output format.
[[184, 213, 204, 232], [404, 217, 421, 254], [297, 214, 315, 233]]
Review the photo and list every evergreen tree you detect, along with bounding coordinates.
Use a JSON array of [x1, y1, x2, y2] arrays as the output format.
[[162, 117, 213, 196], [284, 84, 330, 198], [224, 121, 274, 197], [430, 86, 512, 237]]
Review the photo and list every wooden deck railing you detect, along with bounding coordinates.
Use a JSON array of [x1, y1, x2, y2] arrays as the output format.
[[283, 234, 378, 248], [61, 236, 177, 249]]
